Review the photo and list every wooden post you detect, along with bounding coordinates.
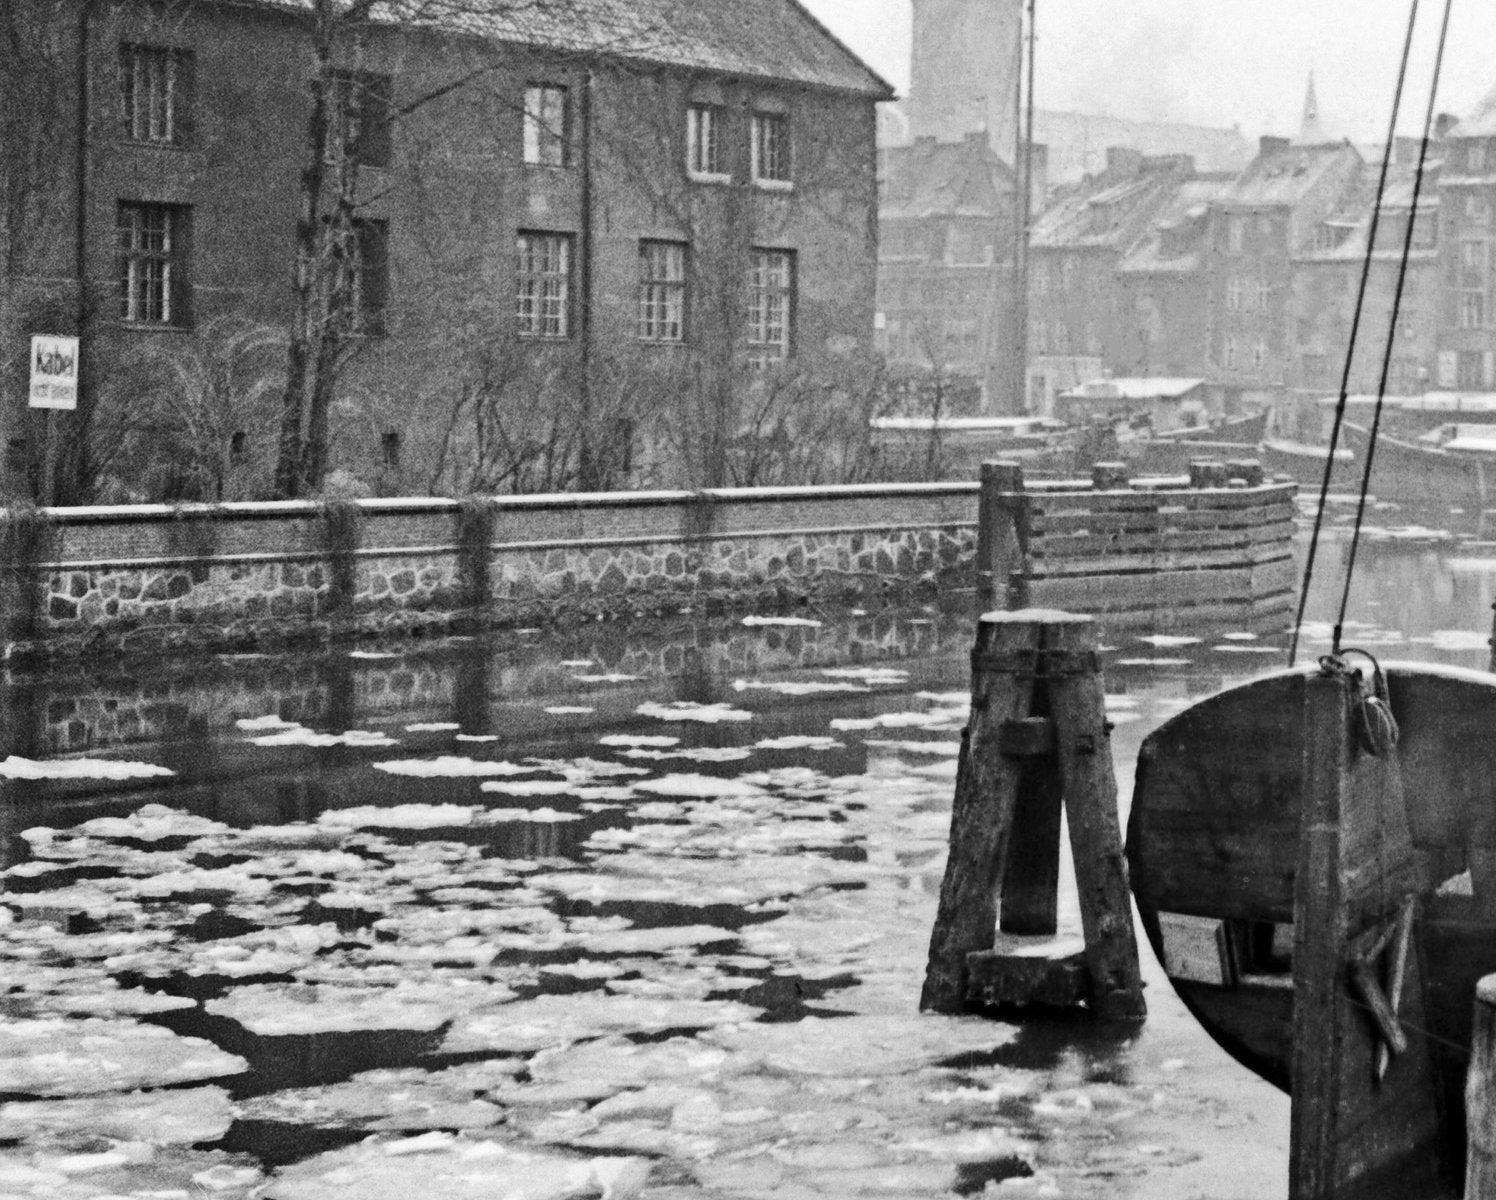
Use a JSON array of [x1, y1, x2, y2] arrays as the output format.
[[921, 610, 1146, 1021], [920, 612, 1039, 1014], [1290, 669, 1442, 1200], [1047, 617, 1146, 1021], [976, 461, 1029, 612], [1468, 976, 1496, 1199]]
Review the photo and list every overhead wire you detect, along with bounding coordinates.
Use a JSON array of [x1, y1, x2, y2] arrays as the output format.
[[1287, 0, 1422, 667], [1334, 0, 1456, 647]]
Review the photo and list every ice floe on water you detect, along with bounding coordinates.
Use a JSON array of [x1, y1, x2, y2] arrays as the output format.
[[1136, 634, 1201, 647], [1113, 657, 1194, 667], [732, 679, 869, 695], [819, 666, 909, 685], [247, 725, 397, 748], [0, 1086, 233, 1145], [374, 756, 538, 778], [404, 722, 461, 732], [635, 700, 752, 723], [753, 735, 844, 751], [741, 615, 823, 627], [599, 733, 678, 747], [619, 745, 751, 763], [0, 1018, 247, 1096], [318, 804, 479, 830], [543, 705, 595, 714], [206, 980, 517, 1035], [0, 756, 174, 780], [481, 807, 584, 824], [1414, 629, 1493, 651], [572, 672, 643, 683]]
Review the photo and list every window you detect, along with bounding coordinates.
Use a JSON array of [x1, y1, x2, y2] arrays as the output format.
[[1226, 214, 1247, 255], [516, 231, 572, 338], [118, 202, 189, 325], [1462, 240, 1488, 281], [746, 248, 793, 369], [1223, 336, 1237, 368], [1461, 290, 1485, 330], [1459, 350, 1487, 389], [638, 240, 686, 342], [330, 70, 392, 167], [687, 104, 726, 179], [1302, 354, 1330, 387], [380, 431, 402, 468], [1471, 143, 1488, 173], [1256, 280, 1271, 311], [751, 111, 790, 185], [1468, 196, 1492, 227], [1252, 338, 1267, 369], [119, 43, 192, 146], [337, 219, 388, 336], [523, 84, 568, 167], [1226, 277, 1242, 310]]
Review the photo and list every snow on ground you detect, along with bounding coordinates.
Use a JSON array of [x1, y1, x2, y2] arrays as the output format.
[[0, 756, 175, 780]]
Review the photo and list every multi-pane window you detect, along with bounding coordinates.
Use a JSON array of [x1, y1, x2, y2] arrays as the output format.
[[1226, 277, 1242, 310], [330, 70, 392, 167], [1226, 215, 1247, 255], [1256, 280, 1271, 311], [118, 202, 189, 325], [516, 232, 572, 338], [746, 248, 793, 369], [638, 240, 686, 343], [751, 112, 790, 184], [687, 104, 726, 178], [1461, 290, 1486, 330], [119, 43, 192, 145], [523, 84, 568, 167], [336, 219, 388, 336]]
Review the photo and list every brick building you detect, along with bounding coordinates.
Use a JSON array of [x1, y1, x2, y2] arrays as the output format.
[[2, 0, 892, 501], [1436, 89, 1496, 390], [874, 133, 1019, 408]]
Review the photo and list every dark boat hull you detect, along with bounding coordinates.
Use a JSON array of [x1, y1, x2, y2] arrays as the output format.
[[1340, 421, 1495, 511], [1127, 663, 1496, 1171]]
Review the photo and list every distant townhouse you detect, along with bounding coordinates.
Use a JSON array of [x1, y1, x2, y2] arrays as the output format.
[[1436, 89, 1496, 391], [875, 132, 1020, 408], [1027, 150, 1193, 381], [1204, 137, 1362, 406], [4, 0, 893, 501]]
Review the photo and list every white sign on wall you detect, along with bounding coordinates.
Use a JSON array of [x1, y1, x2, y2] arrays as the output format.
[[28, 335, 79, 410]]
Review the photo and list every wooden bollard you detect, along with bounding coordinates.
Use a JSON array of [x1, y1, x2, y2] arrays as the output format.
[[1226, 458, 1265, 487], [1468, 976, 1496, 1199], [976, 461, 1030, 612], [1091, 461, 1129, 491], [920, 610, 1146, 1021], [1189, 459, 1229, 488]]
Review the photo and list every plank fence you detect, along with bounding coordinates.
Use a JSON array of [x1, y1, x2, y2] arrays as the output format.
[[977, 458, 1297, 622]]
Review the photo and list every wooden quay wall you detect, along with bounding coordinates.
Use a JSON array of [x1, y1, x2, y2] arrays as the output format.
[[978, 459, 1298, 624]]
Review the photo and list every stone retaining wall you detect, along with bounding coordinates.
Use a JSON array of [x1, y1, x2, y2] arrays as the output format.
[[1, 485, 980, 659]]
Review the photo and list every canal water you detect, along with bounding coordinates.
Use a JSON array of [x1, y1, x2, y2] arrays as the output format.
[[0, 499, 1491, 1200]]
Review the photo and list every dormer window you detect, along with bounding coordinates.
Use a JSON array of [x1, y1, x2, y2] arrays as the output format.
[[1470, 143, 1488, 173]]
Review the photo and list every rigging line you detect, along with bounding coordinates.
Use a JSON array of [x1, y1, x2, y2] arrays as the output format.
[[1336, 0, 1455, 644], [1288, 0, 1423, 667]]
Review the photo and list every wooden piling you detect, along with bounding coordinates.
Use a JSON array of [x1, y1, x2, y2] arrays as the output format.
[[977, 461, 1030, 612], [1289, 669, 1442, 1200], [1468, 976, 1496, 1199], [920, 609, 1145, 1021]]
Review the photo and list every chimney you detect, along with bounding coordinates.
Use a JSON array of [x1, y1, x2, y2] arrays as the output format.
[[1258, 134, 1290, 157], [1435, 112, 1460, 140], [1028, 142, 1049, 212], [1106, 146, 1144, 177]]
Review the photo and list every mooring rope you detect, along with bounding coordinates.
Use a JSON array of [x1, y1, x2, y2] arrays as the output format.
[[1288, 0, 1422, 667], [1334, 0, 1456, 655]]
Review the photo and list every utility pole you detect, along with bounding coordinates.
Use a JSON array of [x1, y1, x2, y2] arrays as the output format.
[[1009, 0, 1036, 415]]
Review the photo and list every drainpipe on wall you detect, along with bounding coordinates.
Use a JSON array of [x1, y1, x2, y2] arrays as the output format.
[[578, 68, 595, 487], [66, 0, 102, 507]]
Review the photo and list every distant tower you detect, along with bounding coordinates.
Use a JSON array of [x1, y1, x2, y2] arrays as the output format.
[[907, 0, 1024, 154], [1296, 71, 1330, 145]]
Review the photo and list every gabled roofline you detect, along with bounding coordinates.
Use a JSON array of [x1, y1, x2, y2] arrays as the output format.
[[779, 0, 897, 101]]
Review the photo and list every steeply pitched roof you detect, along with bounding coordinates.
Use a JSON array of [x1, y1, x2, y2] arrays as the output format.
[[1116, 176, 1232, 273], [1030, 166, 1183, 252], [1218, 141, 1361, 208], [227, 0, 894, 97], [1451, 82, 1496, 139], [879, 136, 1014, 220]]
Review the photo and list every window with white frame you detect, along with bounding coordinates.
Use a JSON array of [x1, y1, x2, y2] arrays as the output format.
[[119, 43, 192, 146], [118, 202, 189, 325], [1256, 280, 1272, 311], [1226, 277, 1242, 310], [751, 111, 790, 185], [638, 240, 686, 342], [515, 231, 572, 338], [1461, 289, 1486, 330], [747, 248, 793, 368], [1226, 214, 1247, 255], [687, 103, 726, 178], [523, 83, 568, 167]]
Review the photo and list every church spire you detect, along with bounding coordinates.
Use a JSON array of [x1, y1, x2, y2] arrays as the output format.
[[1296, 71, 1329, 145]]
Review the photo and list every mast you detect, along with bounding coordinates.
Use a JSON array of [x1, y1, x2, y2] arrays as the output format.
[[1010, 0, 1036, 414]]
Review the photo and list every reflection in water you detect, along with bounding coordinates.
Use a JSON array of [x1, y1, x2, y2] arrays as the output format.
[[0, 522, 1487, 1198]]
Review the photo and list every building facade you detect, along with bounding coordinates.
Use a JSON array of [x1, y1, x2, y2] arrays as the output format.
[[2, 0, 892, 502]]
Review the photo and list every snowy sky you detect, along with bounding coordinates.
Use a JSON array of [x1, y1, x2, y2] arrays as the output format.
[[800, 0, 1496, 142]]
